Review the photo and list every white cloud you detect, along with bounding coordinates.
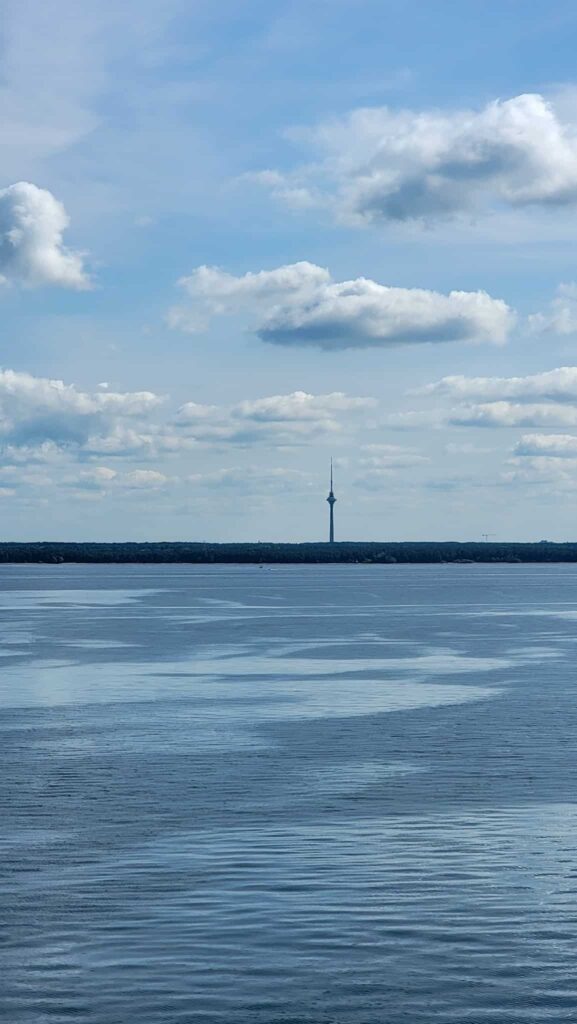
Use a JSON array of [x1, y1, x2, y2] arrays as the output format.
[[168, 261, 329, 334], [399, 366, 577, 432], [0, 369, 162, 449], [169, 261, 513, 349], [383, 409, 446, 430], [172, 402, 218, 424], [359, 443, 428, 468], [418, 367, 577, 403], [502, 456, 577, 487], [188, 466, 310, 493], [528, 284, 577, 336], [0, 182, 89, 288], [62, 465, 169, 495], [82, 425, 194, 459], [176, 390, 375, 446], [123, 469, 168, 489], [67, 466, 119, 491], [0, 373, 373, 463], [354, 443, 429, 489], [503, 431, 577, 493], [1, 440, 65, 464], [233, 391, 374, 421], [449, 402, 577, 428], [245, 170, 318, 210], [445, 442, 494, 455], [259, 93, 577, 225], [513, 433, 577, 457]]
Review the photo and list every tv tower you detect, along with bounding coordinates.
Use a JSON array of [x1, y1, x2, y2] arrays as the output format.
[[327, 459, 336, 543]]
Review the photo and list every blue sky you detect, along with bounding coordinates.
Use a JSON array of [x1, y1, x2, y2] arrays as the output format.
[[4, 0, 577, 541]]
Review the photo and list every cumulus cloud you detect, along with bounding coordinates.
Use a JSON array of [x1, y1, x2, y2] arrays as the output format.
[[188, 466, 310, 492], [176, 390, 376, 446], [171, 402, 218, 423], [233, 391, 374, 421], [385, 403, 577, 430], [258, 93, 577, 225], [445, 442, 494, 455], [385, 368, 577, 429], [353, 442, 429, 490], [67, 466, 119, 491], [418, 367, 577, 404], [383, 409, 447, 430], [0, 369, 162, 450], [169, 262, 513, 349], [502, 456, 577, 487], [0, 372, 379, 509], [0, 182, 90, 288], [168, 262, 329, 334], [0, 373, 374, 458], [449, 402, 577, 428], [513, 433, 577, 457], [123, 469, 168, 489], [245, 170, 318, 210], [82, 425, 194, 459], [358, 443, 428, 468], [0, 457, 173, 501], [65, 466, 169, 493], [0, 372, 376, 509], [529, 284, 577, 336]]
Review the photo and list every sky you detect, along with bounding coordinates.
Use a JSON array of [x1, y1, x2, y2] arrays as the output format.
[[5, 0, 577, 541]]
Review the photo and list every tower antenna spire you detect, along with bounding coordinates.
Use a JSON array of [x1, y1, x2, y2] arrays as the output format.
[[326, 458, 336, 543]]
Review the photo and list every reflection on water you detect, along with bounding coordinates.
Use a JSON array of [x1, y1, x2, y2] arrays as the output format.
[[2, 563, 577, 1022]]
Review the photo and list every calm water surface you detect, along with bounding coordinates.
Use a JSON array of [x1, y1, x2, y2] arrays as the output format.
[[2, 563, 577, 1022]]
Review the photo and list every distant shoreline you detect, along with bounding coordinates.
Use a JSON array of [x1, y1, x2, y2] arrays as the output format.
[[1, 541, 576, 564]]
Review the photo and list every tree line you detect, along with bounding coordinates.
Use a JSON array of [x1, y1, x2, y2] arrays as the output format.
[[0, 540, 573, 563]]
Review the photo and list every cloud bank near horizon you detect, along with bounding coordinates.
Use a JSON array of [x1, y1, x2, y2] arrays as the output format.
[[0, 370, 376, 467], [384, 367, 577, 432]]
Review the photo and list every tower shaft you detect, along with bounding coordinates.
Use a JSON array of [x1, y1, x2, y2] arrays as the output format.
[[326, 458, 336, 543]]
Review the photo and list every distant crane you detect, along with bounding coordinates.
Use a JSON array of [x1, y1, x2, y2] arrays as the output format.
[[481, 533, 496, 542]]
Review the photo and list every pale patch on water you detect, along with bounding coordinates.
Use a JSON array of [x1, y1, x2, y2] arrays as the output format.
[[305, 761, 424, 796], [461, 607, 577, 620], [155, 647, 514, 679], [1, 828, 72, 852], [0, 588, 160, 610], [5, 564, 577, 1024], [33, 718, 269, 756], [0, 644, 509, 714], [60, 639, 137, 650]]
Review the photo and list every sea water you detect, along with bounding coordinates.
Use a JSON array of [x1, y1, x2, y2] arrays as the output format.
[[2, 563, 577, 1022]]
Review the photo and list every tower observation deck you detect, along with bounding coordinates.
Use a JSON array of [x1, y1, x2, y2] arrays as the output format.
[[326, 459, 336, 543]]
